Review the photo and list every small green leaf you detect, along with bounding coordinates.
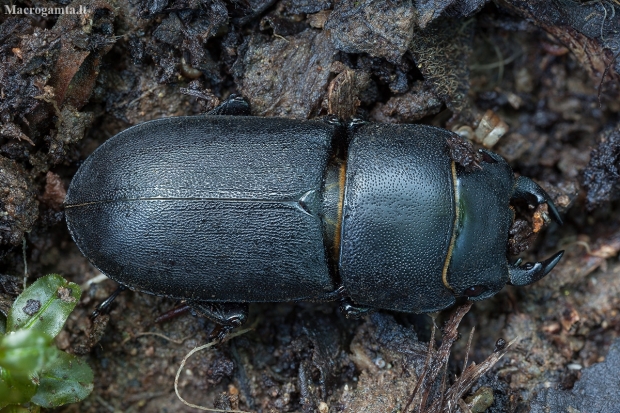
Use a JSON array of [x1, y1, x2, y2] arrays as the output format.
[[30, 350, 93, 408], [0, 404, 35, 413], [0, 366, 37, 408], [0, 274, 91, 409], [7, 275, 81, 338], [0, 330, 55, 375]]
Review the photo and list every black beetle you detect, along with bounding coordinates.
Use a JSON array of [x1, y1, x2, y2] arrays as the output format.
[[65, 96, 563, 338]]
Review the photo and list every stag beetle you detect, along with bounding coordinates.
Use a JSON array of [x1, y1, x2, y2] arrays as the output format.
[[65, 96, 563, 339]]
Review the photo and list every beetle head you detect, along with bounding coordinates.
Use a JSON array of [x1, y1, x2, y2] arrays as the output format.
[[447, 149, 565, 303]]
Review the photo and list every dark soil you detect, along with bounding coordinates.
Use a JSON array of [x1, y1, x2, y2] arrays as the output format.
[[2, 0, 620, 412]]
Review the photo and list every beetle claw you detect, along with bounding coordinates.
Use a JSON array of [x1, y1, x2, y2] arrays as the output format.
[[207, 94, 251, 116], [90, 284, 128, 320], [339, 298, 375, 319], [208, 325, 234, 344], [508, 250, 564, 286], [512, 176, 563, 225]]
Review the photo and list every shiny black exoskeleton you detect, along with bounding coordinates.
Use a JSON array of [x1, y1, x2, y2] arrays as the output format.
[[65, 96, 563, 339]]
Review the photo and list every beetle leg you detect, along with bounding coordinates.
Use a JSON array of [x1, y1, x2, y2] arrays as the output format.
[[507, 250, 564, 286], [90, 284, 128, 320], [323, 114, 342, 126], [339, 297, 375, 319], [511, 176, 563, 224], [154, 303, 192, 324], [187, 301, 249, 342], [207, 94, 251, 116], [346, 116, 367, 135]]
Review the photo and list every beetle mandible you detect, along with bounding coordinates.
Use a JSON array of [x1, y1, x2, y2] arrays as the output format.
[[65, 96, 564, 339]]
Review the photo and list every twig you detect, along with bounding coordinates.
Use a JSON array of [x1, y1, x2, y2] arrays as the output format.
[[457, 398, 473, 413], [403, 322, 436, 413], [80, 273, 110, 291], [22, 236, 28, 289], [95, 394, 120, 413], [463, 326, 476, 373], [121, 331, 192, 346], [597, 48, 620, 107], [422, 303, 473, 410], [127, 86, 160, 107], [175, 328, 253, 412], [426, 336, 520, 413]]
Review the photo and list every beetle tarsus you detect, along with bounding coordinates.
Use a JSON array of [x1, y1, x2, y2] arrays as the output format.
[[188, 301, 249, 342], [346, 117, 367, 137], [207, 94, 251, 116], [90, 284, 128, 320], [209, 324, 236, 343], [512, 176, 563, 225], [508, 250, 564, 286], [323, 114, 343, 126], [339, 297, 375, 319]]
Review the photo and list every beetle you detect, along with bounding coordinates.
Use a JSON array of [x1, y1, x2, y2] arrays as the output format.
[[64, 96, 563, 339]]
